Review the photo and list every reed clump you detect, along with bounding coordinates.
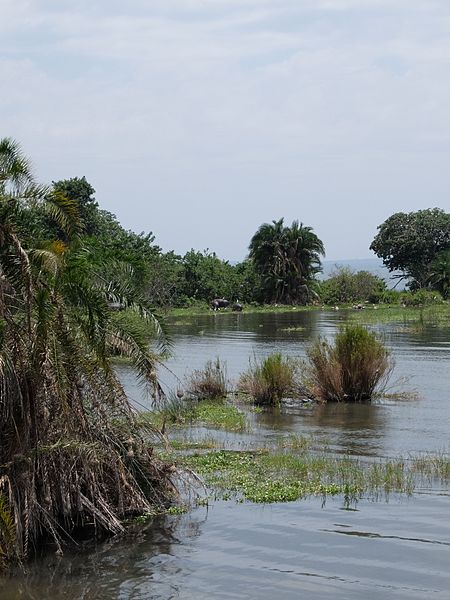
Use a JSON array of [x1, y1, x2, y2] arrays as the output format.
[[238, 353, 302, 405], [305, 324, 392, 402], [186, 358, 228, 400]]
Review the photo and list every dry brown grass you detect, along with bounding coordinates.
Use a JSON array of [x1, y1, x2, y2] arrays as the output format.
[[304, 325, 393, 402]]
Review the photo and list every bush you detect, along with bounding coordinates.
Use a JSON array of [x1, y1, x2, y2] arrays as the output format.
[[238, 353, 301, 405], [399, 289, 443, 306], [319, 267, 386, 305], [186, 358, 228, 400], [305, 325, 392, 402]]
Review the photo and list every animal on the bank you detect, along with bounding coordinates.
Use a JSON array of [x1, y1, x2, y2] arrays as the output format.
[[211, 298, 230, 311], [231, 302, 243, 312]]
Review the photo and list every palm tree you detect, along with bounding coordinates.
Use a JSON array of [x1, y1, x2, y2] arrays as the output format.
[[0, 139, 174, 564], [248, 218, 325, 304]]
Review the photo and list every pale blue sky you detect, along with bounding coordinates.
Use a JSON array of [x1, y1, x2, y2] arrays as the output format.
[[1, 0, 450, 260]]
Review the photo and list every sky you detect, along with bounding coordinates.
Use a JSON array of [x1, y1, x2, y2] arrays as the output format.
[[1, 0, 450, 261]]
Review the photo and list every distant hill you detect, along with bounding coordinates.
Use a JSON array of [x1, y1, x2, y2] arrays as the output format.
[[320, 258, 404, 289]]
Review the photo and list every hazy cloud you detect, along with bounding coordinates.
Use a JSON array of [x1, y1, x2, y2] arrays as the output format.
[[1, 0, 450, 259]]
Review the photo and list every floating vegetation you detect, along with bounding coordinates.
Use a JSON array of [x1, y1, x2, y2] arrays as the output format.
[[140, 399, 248, 432], [347, 304, 450, 328], [179, 448, 450, 505], [169, 437, 218, 451]]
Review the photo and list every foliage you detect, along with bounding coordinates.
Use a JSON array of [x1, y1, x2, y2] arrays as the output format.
[[0, 494, 15, 568], [319, 267, 386, 304], [0, 138, 175, 564], [248, 218, 325, 304], [52, 177, 98, 234], [305, 325, 392, 402], [428, 250, 450, 298], [142, 397, 247, 431], [238, 353, 302, 405], [370, 208, 450, 289], [180, 249, 241, 302], [398, 289, 443, 306], [180, 448, 450, 504], [186, 358, 228, 400]]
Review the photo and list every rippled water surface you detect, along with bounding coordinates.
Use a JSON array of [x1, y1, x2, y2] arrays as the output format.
[[2, 310, 450, 599]]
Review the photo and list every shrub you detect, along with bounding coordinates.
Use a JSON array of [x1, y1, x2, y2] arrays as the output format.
[[319, 267, 386, 305], [186, 358, 228, 400], [238, 353, 301, 405], [399, 289, 443, 306], [305, 325, 392, 402]]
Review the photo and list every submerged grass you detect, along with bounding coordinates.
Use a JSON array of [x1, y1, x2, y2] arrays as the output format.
[[347, 304, 450, 328], [238, 353, 304, 405], [185, 358, 228, 400], [138, 399, 248, 432], [179, 448, 450, 504]]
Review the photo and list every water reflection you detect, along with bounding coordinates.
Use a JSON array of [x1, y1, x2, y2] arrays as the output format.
[[0, 513, 206, 600], [160, 310, 450, 456]]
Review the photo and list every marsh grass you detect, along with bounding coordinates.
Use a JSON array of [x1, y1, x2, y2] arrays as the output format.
[[186, 358, 228, 400], [238, 353, 303, 405], [305, 325, 393, 402], [347, 304, 450, 328], [139, 398, 248, 432], [180, 448, 450, 504]]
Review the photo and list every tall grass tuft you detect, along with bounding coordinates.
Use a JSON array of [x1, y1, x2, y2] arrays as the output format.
[[305, 325, 392, 402], [186, 358, 228, 400], [238, 353, 301, 405]]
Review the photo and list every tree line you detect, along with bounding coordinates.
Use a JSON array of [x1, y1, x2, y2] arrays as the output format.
[[46, 176, 450, 306]]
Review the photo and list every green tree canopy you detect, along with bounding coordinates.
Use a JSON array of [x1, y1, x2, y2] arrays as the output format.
[[370, 208, 450, 288], [319, 267, 386, 305], [248, 218, 325, 304], [52, 176, 98, 234]]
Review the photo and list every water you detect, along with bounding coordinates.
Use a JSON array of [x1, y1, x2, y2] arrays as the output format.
[[2, 310, 450, 599]]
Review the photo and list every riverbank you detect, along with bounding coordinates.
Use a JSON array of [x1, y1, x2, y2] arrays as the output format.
[[168, 302, 450, 326]]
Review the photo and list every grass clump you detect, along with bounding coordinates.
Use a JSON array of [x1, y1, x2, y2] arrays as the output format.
[[186, 358, 228, 400], [140, 398, 247, 432], [238, 353, 302, 405], [305, 324, 393, 402]]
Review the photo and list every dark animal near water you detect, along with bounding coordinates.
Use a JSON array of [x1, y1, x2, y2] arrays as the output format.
[[211, 298, 230, 311], [231, 302, 243, 312]]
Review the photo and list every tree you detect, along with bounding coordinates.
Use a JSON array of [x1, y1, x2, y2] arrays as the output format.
[[248, 218, 325, 304], [0, 139, 173, 564], [370, 209, 450, 289], [52, 176, 98, 234], [319, 267, 386, 304], [428, 249, 450, 298], [180, 249, 240, 302]]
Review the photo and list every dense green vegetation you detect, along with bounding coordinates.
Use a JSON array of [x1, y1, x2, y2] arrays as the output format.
[[1, 137, 449, 568], [248, 218, 325, 304], [0, 139, 175, 565], [371, 208, 450, 294]]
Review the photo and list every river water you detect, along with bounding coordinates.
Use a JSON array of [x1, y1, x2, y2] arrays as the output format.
[[2, 310, 450, 599]]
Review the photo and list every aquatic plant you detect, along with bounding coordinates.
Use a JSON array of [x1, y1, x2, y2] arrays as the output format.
[[180, 448, 450, 505], [140, 398, 247, 432], [186, 358, 228, 400], [238, 353, 302, 405], [304, 324, 392, 402]]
